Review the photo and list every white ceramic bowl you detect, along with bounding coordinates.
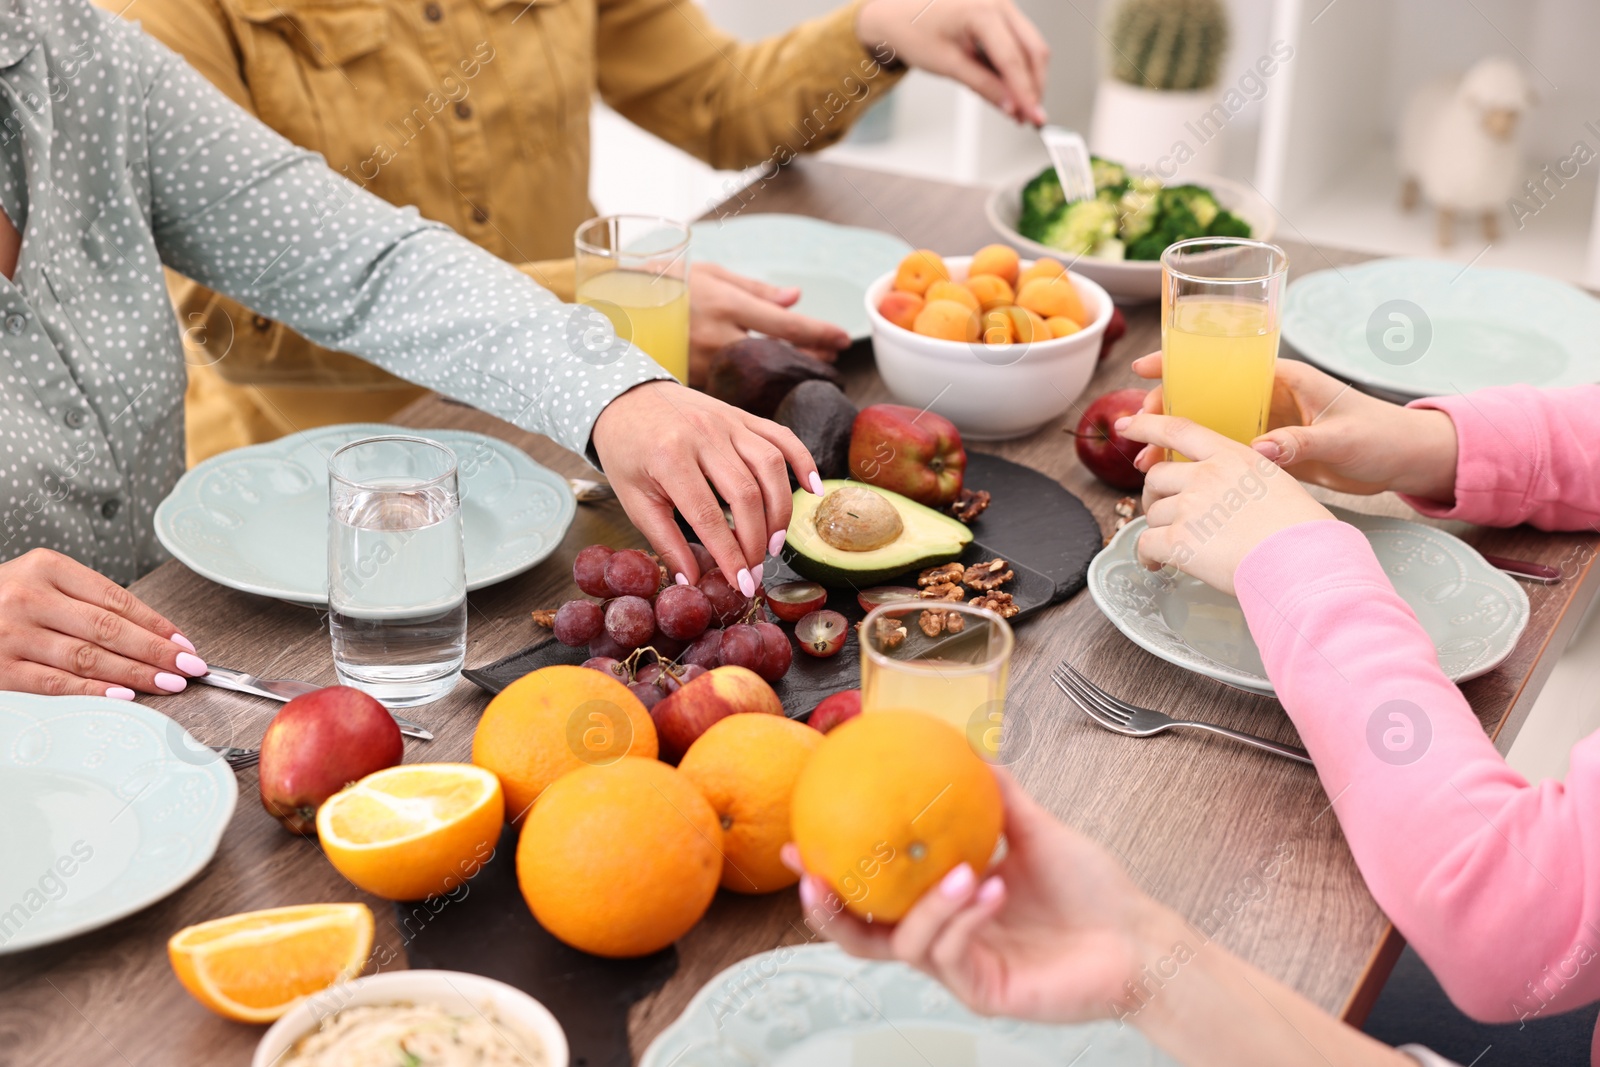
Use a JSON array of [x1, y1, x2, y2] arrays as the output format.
[[253, 970, 569, 1067], [865, 255, 1110, 441], [983, 173, 1277, 303]]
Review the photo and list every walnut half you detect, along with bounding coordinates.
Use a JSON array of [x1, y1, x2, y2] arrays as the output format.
[[969, 591, 1020, 619], [918, 608, 967, 638], [963, 558, 1014, 591], [870, 614, 908, 650], [918, 562, 964, 587], [949, 488, 991, 523], [530, 608, 558, 627], [919, 582, 966, 602]]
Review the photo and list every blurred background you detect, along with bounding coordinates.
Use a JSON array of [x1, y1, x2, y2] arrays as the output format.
[[592, 0, 1600, 288]]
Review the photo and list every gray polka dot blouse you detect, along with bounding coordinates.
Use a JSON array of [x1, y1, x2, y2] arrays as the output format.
[[0, 0, 670, 584]]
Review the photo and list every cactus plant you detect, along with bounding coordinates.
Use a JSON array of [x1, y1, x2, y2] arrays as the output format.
[[1107, 0, 1230, 92]]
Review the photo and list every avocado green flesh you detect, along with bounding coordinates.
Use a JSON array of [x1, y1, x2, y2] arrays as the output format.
[[786, 479, 973, 587]]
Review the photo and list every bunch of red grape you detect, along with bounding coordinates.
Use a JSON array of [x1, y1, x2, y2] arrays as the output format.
[[554, 544, 795, 706]]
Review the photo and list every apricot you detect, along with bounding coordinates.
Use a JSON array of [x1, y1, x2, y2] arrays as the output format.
[[913, 299, 980, 343], [925, 280, 979, 312], [980, 309, 1016, 345], [1045, 315, 1082, 338], [1017, 275, 1089, 326], [1016, 257, 1066, 289], [988, 306, 1047, 345], [964, 274, 1014, 312], [894, 250, 950, 296], [1024, 308, 1052, 339], [969, 244, 1021, 287], [878, 290, 924, 332]]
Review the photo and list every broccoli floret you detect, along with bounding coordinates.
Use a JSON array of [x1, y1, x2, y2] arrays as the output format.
[[1090, 237, 1126, 261], [1125, 231, 1169, 261], [1090, 156, 1129, 197], [1124, 201, 1203, 261], [1117, 186, 1160, 241], [1158, 185, 1221, 229], [1038, 197, 1121, 256], [1019, 167, 1065, 232], [1206, 209, 1252, 238]]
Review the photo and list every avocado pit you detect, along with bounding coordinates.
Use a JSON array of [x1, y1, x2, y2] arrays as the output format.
[[813, 486, 904, 552]]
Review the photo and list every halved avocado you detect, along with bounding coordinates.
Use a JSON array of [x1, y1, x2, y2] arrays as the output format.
[[787, 480, 973, 587]]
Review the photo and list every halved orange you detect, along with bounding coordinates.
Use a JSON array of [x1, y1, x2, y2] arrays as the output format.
[[317, 762, 505, 901], [168, 903, 373, 1023]]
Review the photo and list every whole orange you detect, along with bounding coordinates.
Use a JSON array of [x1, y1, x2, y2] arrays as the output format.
[[472, 664, 657, 822], [678, 714, 822, 893], [516, 758, 722, 958], [791, 711, 1002, 923]]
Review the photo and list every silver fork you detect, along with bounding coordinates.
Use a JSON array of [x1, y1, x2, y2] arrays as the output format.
[[1051, 663, 1312, 765], [208, 745, 260, 771]]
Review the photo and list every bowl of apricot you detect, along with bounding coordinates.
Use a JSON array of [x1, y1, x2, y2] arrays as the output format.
[[865, 245, 1111, 440]]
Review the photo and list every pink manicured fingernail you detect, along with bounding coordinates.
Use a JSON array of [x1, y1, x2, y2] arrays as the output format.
[[1253, 440, 1282, 462], [1113, 416, 1132, 432], [940, 863, 975, 899], [154, 672, 187, 693], [674, 572, 689, 586], [736, 568, 757, 598], [768, 530, 786, 557], [799, 877, 817, 909], [171, 633, 196, 653], [106, 686, 135, 701], [808, 473, 825, 496], [977, 876, 1005, 905], [175, 652, 207, 677]]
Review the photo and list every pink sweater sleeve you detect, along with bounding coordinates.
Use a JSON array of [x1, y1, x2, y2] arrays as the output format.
[[1235, 520, 1600, 1031], [1397, 384, 1600, 531]]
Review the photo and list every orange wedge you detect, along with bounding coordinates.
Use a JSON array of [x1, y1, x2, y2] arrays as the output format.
[[317, 762, 504, 901], [168, 903, 373, 1023]]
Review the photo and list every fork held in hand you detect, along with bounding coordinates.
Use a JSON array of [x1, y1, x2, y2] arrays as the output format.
[[1051, 663, 1313, 766]]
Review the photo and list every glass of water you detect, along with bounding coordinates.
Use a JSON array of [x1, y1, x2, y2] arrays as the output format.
[[328, 435, 467, 707]]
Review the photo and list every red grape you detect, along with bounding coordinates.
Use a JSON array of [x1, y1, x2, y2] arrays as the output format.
[[655, 584, 712, 640], [661, 663, 707, 693], [552, 599, 604, 646], [605, 595, 656, 648], [700, 569, 750, 626], [589, 632, 635, 661], [683, 628, 723, 669], [720, 624, 765, 673], [857, 586, 919, 615], [605, 548, 661, 598], [689, 543, 716, 577], [573, 545, 614, 598], [796, 609, 848, 657], [764, 580, 827, 623], [629, 681, 665, 710], [753, 621, 793, 681], [582, 656, 628, 683], [648, 631, 688, 660], [635, 662, 665, 687]]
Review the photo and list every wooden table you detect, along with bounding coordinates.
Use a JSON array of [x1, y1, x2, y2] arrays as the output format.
[[5, 159, 1597, 1066]]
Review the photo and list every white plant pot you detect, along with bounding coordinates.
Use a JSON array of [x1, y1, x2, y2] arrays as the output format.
[[1089, 79, 1227, 179]]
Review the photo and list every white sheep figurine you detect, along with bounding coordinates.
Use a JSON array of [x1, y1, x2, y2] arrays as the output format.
[[1398, 56, 1536, 246]]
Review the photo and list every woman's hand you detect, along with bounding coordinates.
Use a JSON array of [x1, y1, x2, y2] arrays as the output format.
[[857, 0, 1051, 125], [1132, 353, 1459, 501], [787, 770, 1165, 1025], [0, 549, 206, 698], [688, 263, 851, 386], [1116, 412, 1335, 595], [591, 380, 822, 591]]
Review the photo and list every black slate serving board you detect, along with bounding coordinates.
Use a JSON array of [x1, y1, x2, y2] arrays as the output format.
[[463, 452, 1103, 716]]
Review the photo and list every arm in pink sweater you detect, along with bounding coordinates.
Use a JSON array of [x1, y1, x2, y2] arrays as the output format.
[[1397, 384, 1600, 531], [1235, 520, 1600, 1026]]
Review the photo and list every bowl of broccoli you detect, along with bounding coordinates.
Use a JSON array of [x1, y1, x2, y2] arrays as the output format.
[[984, 157, 1275, 302]]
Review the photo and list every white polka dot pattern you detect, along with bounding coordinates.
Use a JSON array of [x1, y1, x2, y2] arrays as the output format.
[[0, 0, 670, 584]]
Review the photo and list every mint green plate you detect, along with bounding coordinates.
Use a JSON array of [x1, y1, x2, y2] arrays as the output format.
[[641, 943, 1177, 1066], [691, 214, 911, 339], [1282, 258, 1600, 400], [0, 694, 237, 954], [154, 424, 575, 605], [1088, 507, 1529, 695]]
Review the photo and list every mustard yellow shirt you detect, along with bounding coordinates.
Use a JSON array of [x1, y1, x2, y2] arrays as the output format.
[[109, 0, 903, 462]]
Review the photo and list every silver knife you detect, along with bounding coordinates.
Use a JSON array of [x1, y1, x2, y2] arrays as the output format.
[[195, 665, 434, 741]]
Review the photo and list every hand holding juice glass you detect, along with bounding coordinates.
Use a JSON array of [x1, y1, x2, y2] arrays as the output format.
[[574, 215, 691, 382], [1159, 238, 1289, 458]]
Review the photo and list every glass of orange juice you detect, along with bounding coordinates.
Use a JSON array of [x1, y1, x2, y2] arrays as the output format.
[[859, 601, 1014, 759], [1159, 238, 1289, 459], [574, 215, 691, 382]]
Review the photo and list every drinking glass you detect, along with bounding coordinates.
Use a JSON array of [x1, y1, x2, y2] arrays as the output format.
[[575, 214, 691, 382], [859, 602, 1014, 759], [328, 435, 467, 707], [1160, 238, 1289, 459]]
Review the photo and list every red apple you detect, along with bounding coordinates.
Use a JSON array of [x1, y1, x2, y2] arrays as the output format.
[[1073, 388, 1148, 491], [848, 404, 967, 506], [807, 690, 861, 733], [649, 665, 784, 763], [1098, 305, 1126, 362], [258, 686, 403, 835]]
